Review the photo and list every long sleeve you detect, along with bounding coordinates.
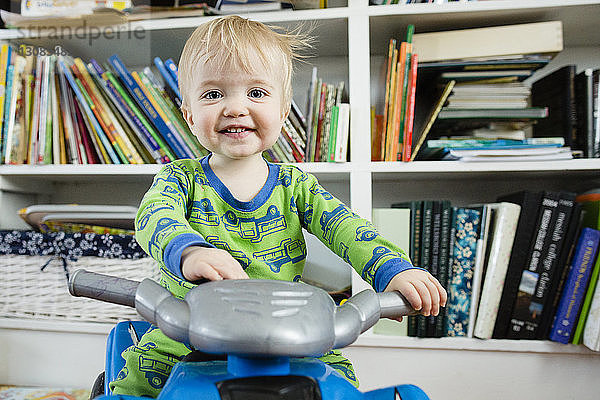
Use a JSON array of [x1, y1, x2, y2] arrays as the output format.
[[135, 161, 214, 279], [289, 166, 415, 292]]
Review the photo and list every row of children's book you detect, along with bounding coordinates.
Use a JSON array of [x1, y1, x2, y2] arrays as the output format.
[[0, 44, 349, 165], [372, 190, 600, 351]]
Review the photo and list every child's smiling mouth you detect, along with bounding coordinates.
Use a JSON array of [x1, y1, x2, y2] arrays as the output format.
[[218, 126, 255, 139]]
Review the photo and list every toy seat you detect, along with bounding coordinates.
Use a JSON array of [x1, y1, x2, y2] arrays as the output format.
[[104, 321, 151, 395]]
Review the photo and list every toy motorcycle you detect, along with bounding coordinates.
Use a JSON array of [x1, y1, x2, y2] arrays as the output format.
[[69, 269, 430, 399]]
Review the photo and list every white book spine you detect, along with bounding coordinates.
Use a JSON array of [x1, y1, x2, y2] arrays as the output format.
[[474, 202, 521, 339], [584, 276, 600, 351]]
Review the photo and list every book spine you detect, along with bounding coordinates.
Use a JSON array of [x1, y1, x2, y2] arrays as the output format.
[[335, 104, 350, 163], [533, 192, 577, 339], [154, 57, 181, 102], [327, 105, 339, 162], [164, 58, 179, 86], [584, 253, 600, 351], [107, 54, 190, 159], [418, 200, 433, 337], [473, 203, 521, 339], [506, 191, 561, 339], [572, 245, 600, 344], [391, 42, 407, 162], [435, 200, 452, 337], [427, 200, 442, 337], [381, 39, 396, 162], [446, 207, 481, 337], [0, 45, 11, 145], [549, 227, 600, 344], [402, 53, 418, 162]]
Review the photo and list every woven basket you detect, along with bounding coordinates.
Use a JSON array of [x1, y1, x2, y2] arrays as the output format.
[[0, 254, 159, 324]]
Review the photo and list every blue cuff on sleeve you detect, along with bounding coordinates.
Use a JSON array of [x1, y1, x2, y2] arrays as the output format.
[[163, 233, 215, 280], [373, 258, 426, 292]]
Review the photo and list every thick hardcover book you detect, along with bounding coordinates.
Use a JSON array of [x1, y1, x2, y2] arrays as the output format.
[[549, 227, 600, 344], [532, 192, 577, 339], [107, 54, 191, 159], [418, 200, 434, 337], [473, 202, 521, 339], [467, 204, 492, 338], [392, 200, 422, 337], [507, 191, 561, 339], [538, 203, 583, 339], [492, 190, 543, 338], [531, 65, 578, 149], [427, 200, 442, 337], [412, 21, 563, 63], [435, 200, 452, 337], [446, 207, 481, 337], [575, 69, 595, 157]]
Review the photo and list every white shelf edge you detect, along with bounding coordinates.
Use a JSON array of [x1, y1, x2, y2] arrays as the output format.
[[0, 162, 355, 176], [353, 331, 600, 355], [367, 0, 600, 17], [370, 159, 600, 174], [0, 317, 114, 335]]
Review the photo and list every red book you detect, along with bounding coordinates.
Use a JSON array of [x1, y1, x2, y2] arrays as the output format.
[[314, 82, 327, 161], [402, 53, 418, 162]]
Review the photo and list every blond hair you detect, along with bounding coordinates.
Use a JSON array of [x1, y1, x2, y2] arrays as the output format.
[[178, 15, 311, 112]]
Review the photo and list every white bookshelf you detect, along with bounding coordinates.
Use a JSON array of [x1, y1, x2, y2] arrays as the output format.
[[1, 1, 600, 397]]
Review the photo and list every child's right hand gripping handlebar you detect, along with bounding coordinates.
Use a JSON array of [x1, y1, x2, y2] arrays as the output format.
[[69, 269, 417, 357]]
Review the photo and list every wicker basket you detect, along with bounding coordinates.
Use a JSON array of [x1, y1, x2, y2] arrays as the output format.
[[0, 254, 159, 324]]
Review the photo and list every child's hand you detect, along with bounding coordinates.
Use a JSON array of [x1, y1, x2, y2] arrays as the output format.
[[181, 246, 249, 282], [383, 269, 447, 322]]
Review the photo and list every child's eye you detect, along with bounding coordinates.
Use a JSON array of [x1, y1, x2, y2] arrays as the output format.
[[248, 89, 266, 99], [202, 90, 222, 100]]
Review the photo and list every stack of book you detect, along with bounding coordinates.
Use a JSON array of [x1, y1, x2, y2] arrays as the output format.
[[397, 20, 565, 161], [0, 44, 320, 165], [418, 137, 573, 162], [372, 25, 418, 162], [369, 190, 600, 350]]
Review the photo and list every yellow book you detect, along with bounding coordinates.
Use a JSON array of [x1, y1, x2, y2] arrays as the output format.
[[384, 48, 398, 161], [0, 44, 10, 138]]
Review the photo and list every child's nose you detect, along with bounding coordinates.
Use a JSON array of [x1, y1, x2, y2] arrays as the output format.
[[223, 96, 248, 117]]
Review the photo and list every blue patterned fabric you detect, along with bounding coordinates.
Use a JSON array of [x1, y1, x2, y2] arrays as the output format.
[[0, 230, 147, 260], [445, 208, 481, 337]]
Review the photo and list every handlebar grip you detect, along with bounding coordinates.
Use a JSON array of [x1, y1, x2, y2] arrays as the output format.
[[378, 291, 418, 319], [68, 269, 140, 308]]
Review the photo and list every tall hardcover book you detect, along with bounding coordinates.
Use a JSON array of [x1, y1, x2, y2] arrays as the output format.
[[575, 69, 595, 158], [492, 190, 543, 338], [435, 200, 452, 337], [532, 192, 577, 339], [446, 207, 481, 337], [506, 191, 561, 339], [417, 200, 434, 337], [549, 227, 600, 344], [538, 202, 583, 339], [531, 65, 578, 151], [473, 202, 521, 339], [412, 21, 563, 63]]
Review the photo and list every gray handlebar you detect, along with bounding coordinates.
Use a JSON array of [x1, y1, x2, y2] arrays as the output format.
[[68, 269, 139, 308], [69, 269, 416, 356]]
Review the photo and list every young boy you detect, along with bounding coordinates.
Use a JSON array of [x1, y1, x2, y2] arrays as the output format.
[[111, 15, 446, 397]]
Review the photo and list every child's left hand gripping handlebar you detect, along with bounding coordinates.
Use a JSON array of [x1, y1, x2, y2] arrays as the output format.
[[69, 269, 416, 356]]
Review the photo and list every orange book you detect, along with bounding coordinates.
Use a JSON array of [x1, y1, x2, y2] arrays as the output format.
[[402, 53, 418, 162], [381, 39, 396, 161]]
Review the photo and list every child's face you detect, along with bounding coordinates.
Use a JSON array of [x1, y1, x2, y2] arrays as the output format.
[[183, 59, 288, 162]]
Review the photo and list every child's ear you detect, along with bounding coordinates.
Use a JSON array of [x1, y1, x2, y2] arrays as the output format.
[[181, 105, 193, 127]]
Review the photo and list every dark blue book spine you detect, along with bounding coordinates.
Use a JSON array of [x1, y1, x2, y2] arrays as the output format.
[[107, 54, 191, 159], [549, 227, 600, 344], [154, 57, 181, 101]]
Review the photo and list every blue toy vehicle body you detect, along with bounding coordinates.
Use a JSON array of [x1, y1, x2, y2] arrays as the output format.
[[70, 270, 430, 400]]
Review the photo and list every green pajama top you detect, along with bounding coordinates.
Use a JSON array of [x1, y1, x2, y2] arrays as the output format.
[[135, 155, 415, 297]]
